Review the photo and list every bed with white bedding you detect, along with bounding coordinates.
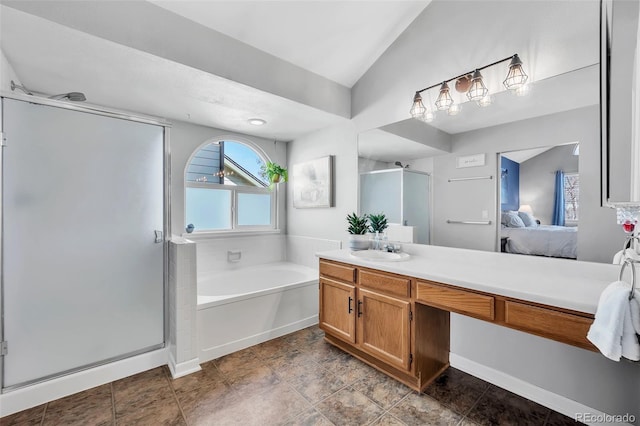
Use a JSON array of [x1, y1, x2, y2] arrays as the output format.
[[502, 225, 578, 259]]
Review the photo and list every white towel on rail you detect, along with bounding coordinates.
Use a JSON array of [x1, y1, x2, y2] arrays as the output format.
[[587, 281, 640, 361], [631, 290, 640, 335]]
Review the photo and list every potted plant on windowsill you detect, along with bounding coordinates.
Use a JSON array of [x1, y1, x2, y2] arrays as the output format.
[[260, 161, 288, 189], [347, 212, 370, 251]]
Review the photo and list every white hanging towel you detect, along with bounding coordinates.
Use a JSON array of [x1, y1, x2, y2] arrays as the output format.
[[631, 290, 640, 335], [587, 281, 640, 361]]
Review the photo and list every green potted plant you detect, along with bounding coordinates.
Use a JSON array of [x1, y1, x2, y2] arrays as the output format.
[[260, 161, 288, 189], [346, 212, 370, 250], [368, 213, 388, 234]]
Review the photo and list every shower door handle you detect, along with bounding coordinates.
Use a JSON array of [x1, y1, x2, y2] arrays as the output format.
[[154, 230, 164, 243]]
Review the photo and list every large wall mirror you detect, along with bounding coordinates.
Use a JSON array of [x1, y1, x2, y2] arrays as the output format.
[[601, 0, 640, 205], [357, 0, 625, 263]]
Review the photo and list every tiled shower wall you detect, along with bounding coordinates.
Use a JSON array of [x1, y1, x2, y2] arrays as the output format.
[[168, 238, 199, 377]]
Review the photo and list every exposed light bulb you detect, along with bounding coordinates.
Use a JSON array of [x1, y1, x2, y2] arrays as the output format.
[[409, 92, 427, 119], [477, 95, 493, 107], [515, 84, 530, 96], [435, 82, 454, 111], [503, 54, 529, 90], [423, 109, 435, 123], [467, 70, 489, 101], [447, 103, 461, 116]]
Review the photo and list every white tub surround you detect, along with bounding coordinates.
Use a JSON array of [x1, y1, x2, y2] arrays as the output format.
[[168, 238, 200, 378], [286, 235, 342, 270], [195, 233, 286, 277], [198, 262, 318, 362]]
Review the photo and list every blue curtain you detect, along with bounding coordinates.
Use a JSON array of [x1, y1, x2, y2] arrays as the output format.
[[552, 170, 565, 226]]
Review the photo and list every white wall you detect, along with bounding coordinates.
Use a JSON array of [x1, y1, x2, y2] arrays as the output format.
[[519, 144, 579, 225], [3, 1, 350, 119], [169, 120, 287, 236], [287, 122, 358, 246], [1, 49, 20, 89]]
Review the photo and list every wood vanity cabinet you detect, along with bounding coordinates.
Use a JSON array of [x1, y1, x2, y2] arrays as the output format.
[[319, 260, 449, 391], [318, 257, 596, 392]]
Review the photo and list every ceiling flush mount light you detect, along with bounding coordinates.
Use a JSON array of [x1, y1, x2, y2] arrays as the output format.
[[409, 53, 528, 122], [248, 118, 266, 126]]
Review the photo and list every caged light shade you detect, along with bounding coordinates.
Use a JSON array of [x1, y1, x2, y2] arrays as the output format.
[[409, 92, 427, 119], [467, 69, 489, 101], [435, 82, 454, 111], [503, 54, 528, 90]]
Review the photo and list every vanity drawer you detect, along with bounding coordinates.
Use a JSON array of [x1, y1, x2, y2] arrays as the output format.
[[416, 281, 495, 321], [504, 301, 594, 350], [359, 269, 411, 298], [320, 260, 356, 283]]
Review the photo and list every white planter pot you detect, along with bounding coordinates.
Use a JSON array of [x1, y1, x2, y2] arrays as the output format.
[[349, 234, 370, 251]]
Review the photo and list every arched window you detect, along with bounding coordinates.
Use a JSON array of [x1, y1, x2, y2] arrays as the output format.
[[185, 140, 275, 232]]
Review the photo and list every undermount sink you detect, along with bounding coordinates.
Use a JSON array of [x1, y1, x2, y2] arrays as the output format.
[[350, 250, 410, 262]]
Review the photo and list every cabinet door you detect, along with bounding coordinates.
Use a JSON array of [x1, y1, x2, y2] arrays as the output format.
[[319, 278, 356, 343], [358, 289, 411, 371]]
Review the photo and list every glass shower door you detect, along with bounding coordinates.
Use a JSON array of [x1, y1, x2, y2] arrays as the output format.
[[1, 98, 165, 389]]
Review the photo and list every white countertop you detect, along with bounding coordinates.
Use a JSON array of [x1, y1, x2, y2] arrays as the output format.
[[316, 246, 621, 315]]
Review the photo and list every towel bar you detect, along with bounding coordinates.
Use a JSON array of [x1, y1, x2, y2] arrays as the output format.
[[447, 176, 493, 182], [619, 259, 637, 300], [446, 220, 492, 225]]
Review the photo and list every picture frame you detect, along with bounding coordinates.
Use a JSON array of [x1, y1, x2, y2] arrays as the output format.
[[292, 155, 334, 208]]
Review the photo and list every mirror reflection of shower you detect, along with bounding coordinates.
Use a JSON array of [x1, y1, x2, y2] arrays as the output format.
[[10, 80, 86, 102]]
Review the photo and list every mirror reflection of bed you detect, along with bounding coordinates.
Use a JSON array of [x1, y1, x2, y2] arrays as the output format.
[[499, 143, 579, 259]]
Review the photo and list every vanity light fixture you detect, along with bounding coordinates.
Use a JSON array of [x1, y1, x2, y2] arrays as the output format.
[[409, 53, 528, 121], [503, 54, 529, 90], [467, 70, 489, 101], [435, 82, 454, 111]]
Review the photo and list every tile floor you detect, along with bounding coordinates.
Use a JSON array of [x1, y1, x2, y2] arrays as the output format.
[[1, 326, 581, 426]]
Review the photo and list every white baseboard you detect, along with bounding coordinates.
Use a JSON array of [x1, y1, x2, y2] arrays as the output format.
[[450, 353, 634, 426], [167, 351, 202, 379], [199, 315, 318, 363], [0, 348, 167, 418]]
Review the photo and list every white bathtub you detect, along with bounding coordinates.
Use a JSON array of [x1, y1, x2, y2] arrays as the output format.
[[197, 262, 319, 362]]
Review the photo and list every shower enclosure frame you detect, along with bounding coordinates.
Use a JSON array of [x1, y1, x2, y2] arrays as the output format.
[[0, 92, 172, 392], [358, 168, 433, 244]]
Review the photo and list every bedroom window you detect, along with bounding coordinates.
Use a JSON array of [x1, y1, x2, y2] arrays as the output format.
[[185, 140, 275, 233], [563, 173, 579, 222]]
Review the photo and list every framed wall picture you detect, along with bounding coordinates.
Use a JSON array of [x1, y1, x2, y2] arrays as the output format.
[[292, 155, 334, 208]]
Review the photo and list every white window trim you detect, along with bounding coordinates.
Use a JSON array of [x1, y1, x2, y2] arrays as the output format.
[[184, 182, 276, 234], [563, 172, 579, 224], [184, 136, 279, 237]]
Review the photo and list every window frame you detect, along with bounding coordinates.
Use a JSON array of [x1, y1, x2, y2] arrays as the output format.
[[184, 139, 278, 236], [563, 172, 579, 225]]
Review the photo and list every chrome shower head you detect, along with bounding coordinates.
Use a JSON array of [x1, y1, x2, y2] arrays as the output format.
[[49, 92, 86, 102], [10, 80, 33, 95], [10, 80, 86, 102]]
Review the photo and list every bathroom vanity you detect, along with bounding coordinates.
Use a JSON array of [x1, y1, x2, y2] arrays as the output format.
[[317, 247, 618, 391]]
